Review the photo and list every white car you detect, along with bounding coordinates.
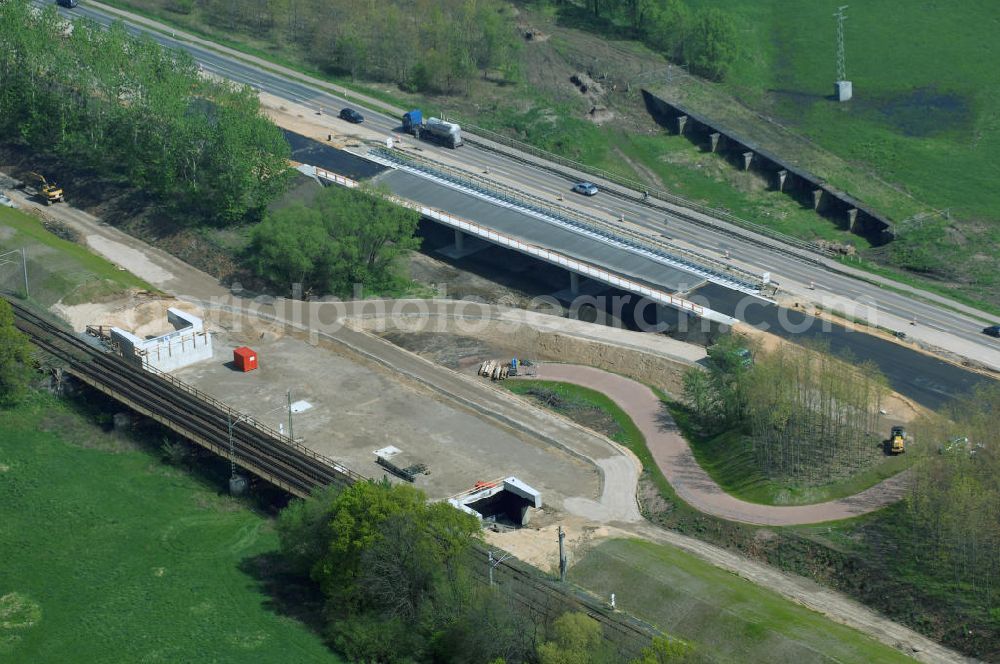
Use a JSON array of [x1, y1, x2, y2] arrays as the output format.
[[572, 182, 599, 196]]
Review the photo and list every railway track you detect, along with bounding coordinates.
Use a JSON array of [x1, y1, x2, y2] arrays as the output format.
[[9, 299, 356, 497], [8, 297, 658, 655]]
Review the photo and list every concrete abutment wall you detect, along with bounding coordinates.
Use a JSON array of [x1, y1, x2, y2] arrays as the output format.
[[641, 90, 895, 247]]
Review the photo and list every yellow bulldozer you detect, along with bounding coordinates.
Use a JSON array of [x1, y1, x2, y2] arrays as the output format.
[[888, 425, 907, 455], [29, 172, 64, 205]]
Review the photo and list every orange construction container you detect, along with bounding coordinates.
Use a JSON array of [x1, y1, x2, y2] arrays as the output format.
[[233, 346, 258, 372]]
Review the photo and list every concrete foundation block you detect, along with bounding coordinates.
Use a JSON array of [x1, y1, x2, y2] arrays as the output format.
[[835, 80, 853, 102], [113, 412, 132, 431], [111, 313, 213, 373], [229, 475, 248, 496]]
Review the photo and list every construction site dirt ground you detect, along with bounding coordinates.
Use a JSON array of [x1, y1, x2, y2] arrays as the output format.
[[170, 327, 600, 517]]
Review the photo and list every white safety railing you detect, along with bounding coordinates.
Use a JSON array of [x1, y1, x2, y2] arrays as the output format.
[[313, 167, 737, 325], [368, 147, 765, 295]]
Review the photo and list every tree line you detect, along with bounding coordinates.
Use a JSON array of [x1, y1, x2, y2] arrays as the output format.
[[277, 479, 695, 662], [683, 336, 889, 484], [162, 0, 522, 94], [0, 0, 291, 224]]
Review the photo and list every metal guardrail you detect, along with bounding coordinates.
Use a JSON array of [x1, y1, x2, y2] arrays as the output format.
[[455, 121, 836, 258], [370, 147, 764, 295]]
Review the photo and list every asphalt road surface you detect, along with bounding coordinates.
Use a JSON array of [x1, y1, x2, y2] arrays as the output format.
[[692, 284, 988, 409], [55, 1, 999, 348], [283, 129, 386, 180], [49, 1, 996, 408], [377, 169, 703, 294]]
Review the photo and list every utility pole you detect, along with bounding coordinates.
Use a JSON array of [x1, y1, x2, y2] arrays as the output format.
[[833, 6, 852, 101], [558, 526, 567, 583], [0, 248, 29, 299], [227, 411, 251, 495], [488, 549, 511, 587]]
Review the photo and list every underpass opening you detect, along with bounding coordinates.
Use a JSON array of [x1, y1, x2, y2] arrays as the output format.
[[449, 477, 542, 528]]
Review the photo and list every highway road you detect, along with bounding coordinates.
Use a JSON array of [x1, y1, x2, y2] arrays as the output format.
[[694, 284, 986, 409], [49, 1, 1000, 390]]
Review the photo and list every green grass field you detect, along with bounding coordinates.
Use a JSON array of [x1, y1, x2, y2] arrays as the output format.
[[0, 206, 154, 306], [504, 379, 644, 448], [572, 539, 914, 663], [0, 394, 341, 663], [679, 0, 1000, 306], [691, 0, 1000, 222]]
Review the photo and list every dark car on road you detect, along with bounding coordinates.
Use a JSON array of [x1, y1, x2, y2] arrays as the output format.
[[57, 0, 79, 7], [339, 108, 364, 124], [572, 181, 599, 196], [984, 325, 1000, 338]]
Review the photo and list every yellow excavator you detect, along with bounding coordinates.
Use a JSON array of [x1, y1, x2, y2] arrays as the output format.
[[29, 172, 64, 205]]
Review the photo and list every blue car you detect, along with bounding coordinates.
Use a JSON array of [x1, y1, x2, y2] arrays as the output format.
[[572, 182, 599, 196], [984, 325, 1000, 338]]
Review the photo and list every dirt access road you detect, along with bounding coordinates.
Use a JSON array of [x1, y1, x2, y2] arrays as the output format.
[[532, 363, 909, 526]]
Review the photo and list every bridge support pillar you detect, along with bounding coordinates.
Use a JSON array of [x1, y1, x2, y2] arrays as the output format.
[[846, 207, 858, 231], [812, 189, 824, 210], [709, 132, 721, 153], [437, 229, 487, 259], [675, 115, 688, 135], [654, 305, 673, 333], [742, 151, 754, 171], [776, 169, 788, 191], [569, 271, 580, 296]]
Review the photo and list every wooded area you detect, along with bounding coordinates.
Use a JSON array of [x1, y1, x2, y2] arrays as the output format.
[[902, 384, 1000, 611], [127, 0, 738, 90], [276, 480, 691, 662], [683, 337, 888, 484], [557, 0, 739, 81], [247, 185, 421, 296], [0, 0, 291, 224], [0, 299, 33, 406], [163, 0, 522, 94], [744, 343, 887, 483]]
